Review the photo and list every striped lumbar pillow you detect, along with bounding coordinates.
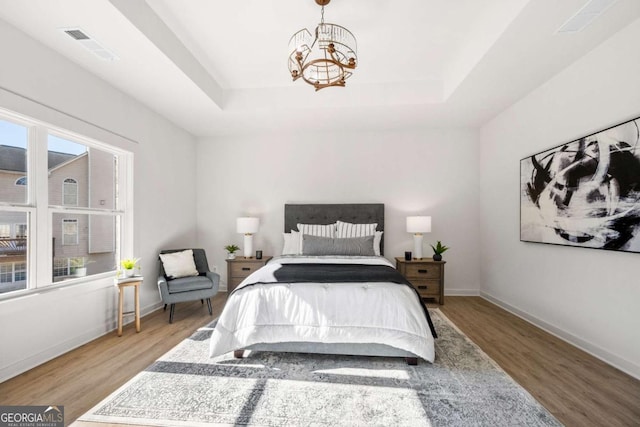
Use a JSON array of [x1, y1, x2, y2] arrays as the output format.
[[336, 220, 377, 238], [297, 223, 336, 238]]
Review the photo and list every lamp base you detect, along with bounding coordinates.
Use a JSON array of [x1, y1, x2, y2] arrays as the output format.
[[413, 234, 423, 259], [243, 234, 253, 258]]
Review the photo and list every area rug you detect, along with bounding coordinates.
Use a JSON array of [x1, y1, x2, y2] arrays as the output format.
[[79, 310, 561, 426]]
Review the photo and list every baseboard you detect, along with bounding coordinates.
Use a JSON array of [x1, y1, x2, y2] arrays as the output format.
[[0, 301, 164, 383], [480, 291, 640, 380]]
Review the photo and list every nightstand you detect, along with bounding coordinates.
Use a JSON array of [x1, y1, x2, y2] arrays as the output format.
[[395, 257, 446, 305], [226, 256, 272, 292]]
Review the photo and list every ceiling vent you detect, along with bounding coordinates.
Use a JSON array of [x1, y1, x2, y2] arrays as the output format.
[[59, 27, 119, 61], [556, 0, 619, 33]]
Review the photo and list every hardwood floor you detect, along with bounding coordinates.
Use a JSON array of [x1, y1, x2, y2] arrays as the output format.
[[440, 297, 640, 427], [0, 296, 227, 427], [1, 295, 638, 427]]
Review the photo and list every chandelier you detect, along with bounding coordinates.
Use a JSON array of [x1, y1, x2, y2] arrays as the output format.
[[288, 0, 357, 91]]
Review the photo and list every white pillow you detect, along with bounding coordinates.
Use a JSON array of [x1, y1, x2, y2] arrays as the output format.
[[336, 220, 377, 238], [297, 223, 336, 238], [282, 232, 297, 255], [374, 231, 383, 256], [282, 231, 304, 255], [159, 249, 199, 279]]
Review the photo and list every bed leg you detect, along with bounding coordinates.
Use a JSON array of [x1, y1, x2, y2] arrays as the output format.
[[406, 357, 418, 366], [234, 350, 244, 359]]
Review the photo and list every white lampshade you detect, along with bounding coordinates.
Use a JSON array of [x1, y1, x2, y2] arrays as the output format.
[[406, 216, 432, 233], [237, 217, 259, 234]]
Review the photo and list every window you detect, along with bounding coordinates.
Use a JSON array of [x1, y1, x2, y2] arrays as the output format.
[[0, 213, 28, 293], [14, 262, 26, 281], [0, 264, 11, 283], [62, 219, 78, 245], [0, 119, 28, 205], [52, 258, 68, 278], [52, 257, 86, 280], [63, 178, 78, 206], [0, 262, 25, 286], [15, 223, 27, 238], [0, 108, 131, 296]]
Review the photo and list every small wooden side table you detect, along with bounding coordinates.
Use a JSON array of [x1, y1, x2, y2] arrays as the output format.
[[395, 257, 446, 305], [226, 256, 272, 293], [116, 276, 143, 336]]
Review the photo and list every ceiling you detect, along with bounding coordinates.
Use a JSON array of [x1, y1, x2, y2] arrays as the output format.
[[0, 0, 639, 137]]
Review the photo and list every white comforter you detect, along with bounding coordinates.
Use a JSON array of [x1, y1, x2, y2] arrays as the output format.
[[208, 256, 435, 362]]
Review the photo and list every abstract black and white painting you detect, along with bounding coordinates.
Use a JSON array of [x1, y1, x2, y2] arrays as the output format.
[[521, 116, 640, 253]]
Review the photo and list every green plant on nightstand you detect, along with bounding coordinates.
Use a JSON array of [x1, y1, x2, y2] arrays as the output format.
[[225, 244, 240, 260], [430, 241, 449, 261]]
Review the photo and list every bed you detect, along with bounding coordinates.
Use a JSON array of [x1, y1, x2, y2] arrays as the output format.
[[208, 204, 437, 364]]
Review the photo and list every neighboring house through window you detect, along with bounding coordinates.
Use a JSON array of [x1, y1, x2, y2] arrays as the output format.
[[0, 264, 12, 283], [14, 262, 26, 281], [15, 224, 27, 238]]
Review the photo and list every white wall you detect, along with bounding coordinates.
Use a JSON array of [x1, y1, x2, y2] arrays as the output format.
[[196, 128, 481, 296], [479, 18, 640, 378], [0, 18, 197, 381]]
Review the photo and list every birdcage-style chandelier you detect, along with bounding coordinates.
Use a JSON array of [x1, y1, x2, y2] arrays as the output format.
[[288, 0, 357, 91]]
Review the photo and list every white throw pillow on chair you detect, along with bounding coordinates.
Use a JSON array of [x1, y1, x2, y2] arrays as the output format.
[[159, 249, 199, 279]]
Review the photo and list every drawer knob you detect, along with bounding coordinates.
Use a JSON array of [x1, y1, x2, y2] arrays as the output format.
[[418, 269, 428, 274], [242, 267, 251, 271], [418, 285, 427, 290]]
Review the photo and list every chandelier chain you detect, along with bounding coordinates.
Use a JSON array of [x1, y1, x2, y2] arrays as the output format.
[[320, 5, 325, 25]]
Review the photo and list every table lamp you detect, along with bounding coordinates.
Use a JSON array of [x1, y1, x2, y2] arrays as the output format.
[[237, 217, 260, 258], [406, 216, 431, 259]]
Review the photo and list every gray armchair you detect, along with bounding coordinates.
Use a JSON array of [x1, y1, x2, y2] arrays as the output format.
[[157, 248, 220, 323]]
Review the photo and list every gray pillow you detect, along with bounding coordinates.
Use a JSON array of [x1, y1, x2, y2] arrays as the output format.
[[302, 234, 376, 256]]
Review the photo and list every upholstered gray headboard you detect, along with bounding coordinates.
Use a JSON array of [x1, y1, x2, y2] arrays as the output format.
[[285, 204, 385, 255]]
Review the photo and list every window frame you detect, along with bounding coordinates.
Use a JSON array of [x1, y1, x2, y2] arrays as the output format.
[[0, 107, 133, 300]]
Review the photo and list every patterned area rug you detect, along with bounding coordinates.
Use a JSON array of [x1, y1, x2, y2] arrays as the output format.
[[79, 310, 561, 426]]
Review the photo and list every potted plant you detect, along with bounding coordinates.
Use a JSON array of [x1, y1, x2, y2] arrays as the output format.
[[71, 257, 88, 277], [120, 257, 140, 277], [430, 241, 449, 261], [225, 244, 240, 260]]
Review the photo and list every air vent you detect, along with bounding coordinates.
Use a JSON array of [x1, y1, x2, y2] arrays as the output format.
[[59, 27, 119, 61], [64, 29, 90, 40], [557, 0, 619, 33]]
